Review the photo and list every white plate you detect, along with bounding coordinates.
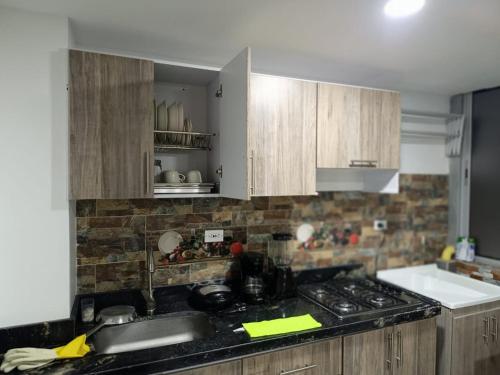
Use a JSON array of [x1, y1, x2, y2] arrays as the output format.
[[176, 103, 184, 144], [167, 103, 178, 143], [157, 101, 167, 143], [184, 119, 192, 146], [158, 231, 183, 255], [297, 223, 314, 242]]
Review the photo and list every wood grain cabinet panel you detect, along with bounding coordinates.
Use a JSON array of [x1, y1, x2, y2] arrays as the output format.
[[69, 50, 154, 199], [248, 74, 317, 196], [450, 308, 500, 375], [242, 339, 342, 375], [343, 327, 391, 375], [344, 319, 436, 375], [487, 308, 500, 374], [361, 88, 401, 169], [394, 318, 436, 375], [317, 83, 361, 169], [317, 83, 400, 170], [173, 361, 241, 375], [451, 311, 489, 375]]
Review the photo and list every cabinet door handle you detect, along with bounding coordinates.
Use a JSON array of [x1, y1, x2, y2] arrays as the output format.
[[145, 151, 150, 196], [395, 330, 403, 368], [386, 332, 393, 370], [349, 159, 377, 168], [280, 364, 317, 374], [249, 150, 255, 195], [491, 316, 498, 343], [483, 318, 490, 344]]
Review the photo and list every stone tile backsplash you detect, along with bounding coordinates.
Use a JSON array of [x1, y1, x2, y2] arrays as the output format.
[[75, 174, 448, 294]]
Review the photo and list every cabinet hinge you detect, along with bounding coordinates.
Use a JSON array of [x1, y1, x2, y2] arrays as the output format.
[[215, 84, 223, 98], [216, 165, 223, 179]]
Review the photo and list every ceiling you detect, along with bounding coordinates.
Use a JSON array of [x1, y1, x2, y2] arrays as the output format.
[[2, 0, 500, 95]]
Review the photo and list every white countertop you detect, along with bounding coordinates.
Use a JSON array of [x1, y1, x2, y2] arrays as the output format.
[[377, 264, 500, 309]]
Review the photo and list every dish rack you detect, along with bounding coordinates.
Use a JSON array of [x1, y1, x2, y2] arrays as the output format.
[[154, 130, 215, 152]]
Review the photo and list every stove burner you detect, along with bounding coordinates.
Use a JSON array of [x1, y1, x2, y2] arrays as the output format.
[[314, 288, 330, 296], [299, 278, 420, 320], [367, 294, 395, 308], [332, 301, 358, 314], [342, 283, 366, 296]]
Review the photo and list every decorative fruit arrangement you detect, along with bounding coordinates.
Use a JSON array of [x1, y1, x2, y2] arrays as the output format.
[[159, 234, 235, 265], [297, 223, 360, 250]]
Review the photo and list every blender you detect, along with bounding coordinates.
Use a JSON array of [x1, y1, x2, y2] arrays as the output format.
[[267, 233, 297, 299]]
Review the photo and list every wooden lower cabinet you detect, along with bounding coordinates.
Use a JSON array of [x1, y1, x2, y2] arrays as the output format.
[[174, 320, 437, 375], [395, 318, 436, 375], [343, 318, 436, 375], [445, 306, 500, 375], [343, 326, 389, 374], [173, 361, 241, 375], [242, 339, 342, 375]]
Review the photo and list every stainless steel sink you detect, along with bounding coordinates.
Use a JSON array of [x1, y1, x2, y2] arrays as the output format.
[[92, 311, 215, 354]]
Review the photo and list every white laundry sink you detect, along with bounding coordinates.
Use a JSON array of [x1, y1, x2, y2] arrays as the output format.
[[377, 264, 500, 309]]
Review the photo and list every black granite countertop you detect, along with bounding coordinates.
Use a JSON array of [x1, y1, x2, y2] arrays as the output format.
[[0, 266, 441, 375]]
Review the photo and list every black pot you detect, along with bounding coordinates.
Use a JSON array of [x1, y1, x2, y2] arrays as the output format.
[[188, 284, 235, 311]]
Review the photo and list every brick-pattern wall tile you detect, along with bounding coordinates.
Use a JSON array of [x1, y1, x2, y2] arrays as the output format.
[[74, 174, 449, 294]]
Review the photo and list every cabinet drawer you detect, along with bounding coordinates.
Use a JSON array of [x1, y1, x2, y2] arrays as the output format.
[[242, 339, 341, 375], [174, 360, 241, 375]]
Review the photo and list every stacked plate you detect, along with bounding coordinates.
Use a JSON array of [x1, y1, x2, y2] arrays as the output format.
[[167, 103, 184, 144], [156, 101, 168, 143], [155, 101, 202, 148]]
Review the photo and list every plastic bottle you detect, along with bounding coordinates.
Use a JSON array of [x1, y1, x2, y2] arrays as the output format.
[[467, 238, 476, 262], [456, 237, 468, 261]]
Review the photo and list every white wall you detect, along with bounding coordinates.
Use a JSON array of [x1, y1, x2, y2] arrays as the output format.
[[0, 7, 72, 328], [399, 91, 450, 175]]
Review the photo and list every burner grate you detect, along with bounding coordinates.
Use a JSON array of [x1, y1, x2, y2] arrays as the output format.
[[298, 278, 421, 320]]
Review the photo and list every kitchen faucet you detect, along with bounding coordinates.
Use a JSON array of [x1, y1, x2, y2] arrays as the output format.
[[142, 247, 156, 316]]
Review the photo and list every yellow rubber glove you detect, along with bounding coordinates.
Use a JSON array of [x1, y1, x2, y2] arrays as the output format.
[[0, 335, 90, 373], [54, 334, 90, 359]]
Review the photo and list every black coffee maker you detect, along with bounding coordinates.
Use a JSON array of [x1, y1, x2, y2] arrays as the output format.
[[240, 252, 266, 304], [267, 233, 297, 299]]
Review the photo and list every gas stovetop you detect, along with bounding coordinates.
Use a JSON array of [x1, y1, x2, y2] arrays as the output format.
[[298, 278, 424, 320]]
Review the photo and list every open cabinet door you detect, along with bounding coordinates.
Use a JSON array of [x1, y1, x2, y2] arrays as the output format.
[[219, 47, 251, 200]]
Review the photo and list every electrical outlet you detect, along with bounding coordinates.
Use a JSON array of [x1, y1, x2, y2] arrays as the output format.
[[204, 229, 224, 243], [374, 220, 388, 231]]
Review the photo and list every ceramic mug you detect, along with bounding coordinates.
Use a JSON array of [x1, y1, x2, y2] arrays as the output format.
[[186, 170, 202, 183], [163, 170, 185, 183]]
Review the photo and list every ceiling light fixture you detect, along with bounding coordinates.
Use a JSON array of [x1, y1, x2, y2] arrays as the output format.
[[384, 0, 425, 18]]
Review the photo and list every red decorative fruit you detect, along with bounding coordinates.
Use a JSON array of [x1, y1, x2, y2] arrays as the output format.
[[349, 233, 359, 245], [230, 242, 244, 256]]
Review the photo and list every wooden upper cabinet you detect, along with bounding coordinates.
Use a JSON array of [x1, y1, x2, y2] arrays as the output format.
[[242, 339, 342, 375], [317, 83, 400, 170], [69, 50, 154, 199], [317, 83, 361, 169], [361, 88, 401, 169], [248, 74, 317, 196]]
